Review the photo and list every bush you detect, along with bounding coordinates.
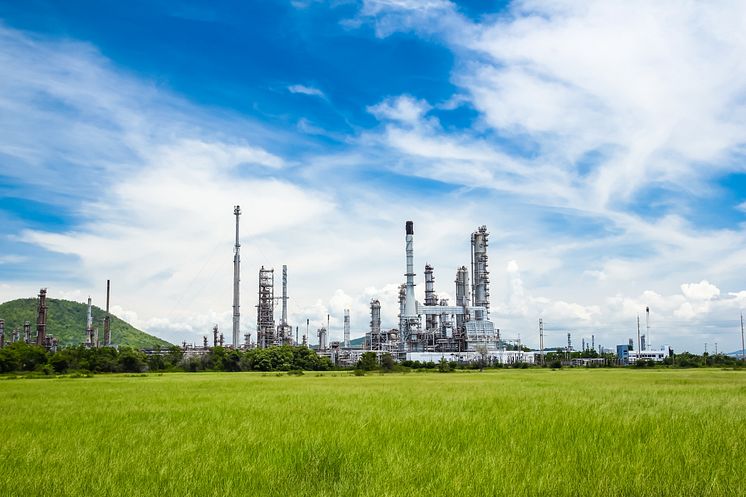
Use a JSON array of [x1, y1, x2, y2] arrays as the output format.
[[550, 360, 562, 369], [353, 369, 366, 376], [438, 357, 451, 373]]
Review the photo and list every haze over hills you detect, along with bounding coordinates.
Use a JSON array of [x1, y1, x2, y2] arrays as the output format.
[[0, 298, 172, 348]]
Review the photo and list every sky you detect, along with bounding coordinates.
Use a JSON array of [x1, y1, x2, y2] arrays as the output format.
[[1, 0, 746, 354]]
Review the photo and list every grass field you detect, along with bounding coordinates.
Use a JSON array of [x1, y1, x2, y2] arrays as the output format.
[[1, 369, 744, 496]]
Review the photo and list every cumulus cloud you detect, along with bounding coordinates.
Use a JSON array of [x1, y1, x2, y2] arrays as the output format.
[[681, 280, 721, 301]]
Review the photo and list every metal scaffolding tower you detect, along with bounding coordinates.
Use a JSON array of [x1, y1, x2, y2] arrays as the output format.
[[257, 266, 275, 348]]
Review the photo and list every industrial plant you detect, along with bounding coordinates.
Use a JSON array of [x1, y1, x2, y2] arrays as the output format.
[[5, 206, 728, 366]]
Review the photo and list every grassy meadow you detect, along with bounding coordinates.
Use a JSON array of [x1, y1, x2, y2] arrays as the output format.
[[1, 369, 744, 496]]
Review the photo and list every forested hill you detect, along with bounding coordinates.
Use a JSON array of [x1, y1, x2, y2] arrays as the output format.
[[0, 298, 171, 348]]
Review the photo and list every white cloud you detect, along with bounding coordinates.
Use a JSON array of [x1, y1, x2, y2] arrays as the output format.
[[4, 9, 746, 357], [367, 95, 432, 124], [681, 280, 720, 301], [288, 84, 325, 98]]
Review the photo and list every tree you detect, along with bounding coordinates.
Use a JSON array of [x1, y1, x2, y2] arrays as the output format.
[[475, 344, 489, 372], [358, 352, 378, 371], [438, 357, 451, 373], [118, 347, 146, 373], [380, 353, 395, 372]]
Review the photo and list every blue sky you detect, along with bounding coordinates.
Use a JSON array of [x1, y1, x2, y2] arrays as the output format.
[[1, 0, 746, 353]]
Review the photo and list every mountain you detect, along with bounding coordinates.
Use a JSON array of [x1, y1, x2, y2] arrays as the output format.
[[0, 298, 171, 348]]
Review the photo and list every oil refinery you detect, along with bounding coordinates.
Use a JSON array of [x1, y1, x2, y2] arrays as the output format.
[[0, 207, 685, 367]]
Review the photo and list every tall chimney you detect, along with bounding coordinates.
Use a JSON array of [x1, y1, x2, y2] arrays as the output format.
[[103, 280, 111, 346], [343, 309, 350, 348], [232, 206, 241, 347], [403, 221, 417, 318], [35, 288, 48, 347]]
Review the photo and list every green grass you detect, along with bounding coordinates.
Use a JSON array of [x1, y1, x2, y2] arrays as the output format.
[[1, 369, 744, 496]]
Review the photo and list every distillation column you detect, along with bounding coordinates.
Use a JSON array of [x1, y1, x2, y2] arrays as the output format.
[[370, 299, 382, 350], [424, 264, 438, 332], [232, 206, 241, 347], [455, 266, 470, 330], [471, 226, 490, 321], [343, 309, 350, 348]]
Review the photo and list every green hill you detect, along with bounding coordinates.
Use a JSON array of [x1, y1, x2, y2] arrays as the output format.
[[0, 298, 171, 348]]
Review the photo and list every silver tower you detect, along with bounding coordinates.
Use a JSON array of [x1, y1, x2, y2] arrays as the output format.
[[403, 221, 417, 318], [343, 309, 350, 348], [471, 226, 489, 321], [277, 264, 292, 345], [232, 205, 241, 347]]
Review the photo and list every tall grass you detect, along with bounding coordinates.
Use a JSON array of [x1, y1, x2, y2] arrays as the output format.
[[1, 369, 743, 496]]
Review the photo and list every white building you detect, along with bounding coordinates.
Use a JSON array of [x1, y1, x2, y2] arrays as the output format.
[[628, 348, 670, 363]]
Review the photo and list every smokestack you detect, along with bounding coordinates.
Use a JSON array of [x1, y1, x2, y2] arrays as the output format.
[[233, 206, 241, 347], [35, 288, 47, 347], [403, 221, 417, 318], [103, 280, 111, 347], [343, 309, 350, 348], [645, 306, 650, 351], [87, 297, 93, 330], [0, 320, 4, 348]]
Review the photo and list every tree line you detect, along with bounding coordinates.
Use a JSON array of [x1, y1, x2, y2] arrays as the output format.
[[0, 341, 741, 375], [0, 343, 333, 374]]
